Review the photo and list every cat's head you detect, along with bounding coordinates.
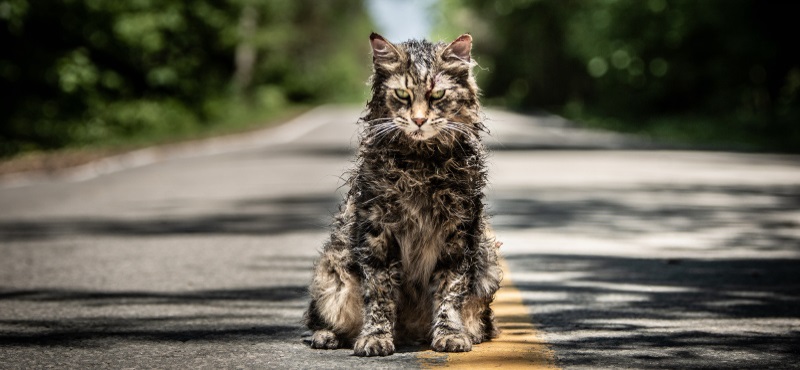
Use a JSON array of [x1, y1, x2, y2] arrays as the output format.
[[365, 33, 481, 144]]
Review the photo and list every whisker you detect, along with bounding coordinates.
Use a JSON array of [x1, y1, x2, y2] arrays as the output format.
[[371, 122, 395, 130], [370, 121, 401, 143], [369, 123, 394, 132], [444, 123, 472, 137], [452, 130, 468, 154], [447, 121, 477, 134], [363, 117, 395, 125], [443, 124, 464, 133], [368, 121, 395, 128], [372, 128, 393, 140], [377, 128, 398, 140]]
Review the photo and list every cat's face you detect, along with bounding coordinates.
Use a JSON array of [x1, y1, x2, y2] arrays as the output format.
[[368, 34, 479, 143]]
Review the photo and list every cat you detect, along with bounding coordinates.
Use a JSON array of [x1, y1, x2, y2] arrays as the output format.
[[303, 32, 502, 357]]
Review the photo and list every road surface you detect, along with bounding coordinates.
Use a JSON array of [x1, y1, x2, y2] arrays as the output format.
[[1, 106, 799, 369]]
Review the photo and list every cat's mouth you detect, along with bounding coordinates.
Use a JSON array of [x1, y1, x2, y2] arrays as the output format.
[[406, 128, 438, 141]]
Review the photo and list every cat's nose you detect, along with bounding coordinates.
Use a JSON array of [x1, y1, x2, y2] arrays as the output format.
[[412, 118, 427, 127]]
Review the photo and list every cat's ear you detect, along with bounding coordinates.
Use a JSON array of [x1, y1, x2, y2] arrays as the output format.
[[442, 34, 472, 63], [370, 32, 400, 63]]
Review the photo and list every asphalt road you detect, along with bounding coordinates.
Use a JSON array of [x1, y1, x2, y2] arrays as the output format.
[[1, 106, 799, 369]]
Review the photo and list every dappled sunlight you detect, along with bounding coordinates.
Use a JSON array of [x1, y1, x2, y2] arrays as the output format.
[[484, 146, 800, 368], [0, 194, 340, 241], [502, 254, 800, 369], [561, 281, 698, 294], [0, 285, 309, 346], [490, 181, 800, 259]]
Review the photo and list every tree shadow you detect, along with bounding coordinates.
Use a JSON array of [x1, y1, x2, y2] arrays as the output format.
[[489, 183, 800, 254], [0, 193, 339, 353], [0, 194, 343, 241], [490, 181, 800, 368], [0, 285, 309, 347], [504, 254, 800, 369]]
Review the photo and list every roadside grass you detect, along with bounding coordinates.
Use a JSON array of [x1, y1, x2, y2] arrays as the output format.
[[0, 104, 311, 176], [564, 110, 800, 153]]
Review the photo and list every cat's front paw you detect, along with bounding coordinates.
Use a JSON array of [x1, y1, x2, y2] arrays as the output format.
[[353, 334, 395, 357], [432, 332, 473, 352], [310, 329, 340, 349]]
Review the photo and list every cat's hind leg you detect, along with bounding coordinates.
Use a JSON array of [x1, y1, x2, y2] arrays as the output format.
[[460, 240, 502, 344], [305, 248, 363, 349], [459, 297, 499, 345]]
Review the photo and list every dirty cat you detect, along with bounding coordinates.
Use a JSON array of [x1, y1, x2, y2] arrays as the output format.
[[304, 33, 502, 357]]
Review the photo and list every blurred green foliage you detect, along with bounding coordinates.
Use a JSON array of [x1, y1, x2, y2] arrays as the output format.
[[0, 0, 373, 157], [436, 0, 800, 151]]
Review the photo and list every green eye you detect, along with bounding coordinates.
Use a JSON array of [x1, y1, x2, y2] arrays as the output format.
[[394, 89, 410, 99], [430, 90, 445, 100]]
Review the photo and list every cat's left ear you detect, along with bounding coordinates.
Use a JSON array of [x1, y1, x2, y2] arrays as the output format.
[[442, 34, 472, 62], [370, 32, 400, 63]]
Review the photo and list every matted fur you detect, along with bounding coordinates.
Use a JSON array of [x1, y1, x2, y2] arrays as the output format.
[[304, 33, 502, 357]]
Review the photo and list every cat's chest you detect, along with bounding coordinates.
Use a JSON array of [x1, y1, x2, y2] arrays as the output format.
[[361, 156, 476, 282], [389, 168, 466, 214], [363, 156, 472, 223], [382, 156, 469, 190]]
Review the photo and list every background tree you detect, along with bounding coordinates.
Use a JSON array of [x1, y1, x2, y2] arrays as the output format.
[[0, 0, 373, 157], [436, 0, 800, 151]]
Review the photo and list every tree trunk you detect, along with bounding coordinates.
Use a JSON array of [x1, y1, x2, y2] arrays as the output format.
[[234, 4, 258, 101]]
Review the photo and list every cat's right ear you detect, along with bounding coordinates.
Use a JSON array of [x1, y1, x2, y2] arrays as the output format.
[[370, 33, 400, 64], [442, 34, 472, 63]]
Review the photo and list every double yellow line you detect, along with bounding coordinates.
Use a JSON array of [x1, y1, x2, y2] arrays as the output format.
[[418, 260, 560, 369]]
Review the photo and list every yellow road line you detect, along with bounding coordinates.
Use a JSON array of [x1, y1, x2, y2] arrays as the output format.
[[418, 258, 560, 369]]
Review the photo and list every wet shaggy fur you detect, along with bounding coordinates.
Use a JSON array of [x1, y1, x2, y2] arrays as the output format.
[[304, 33, 502, 357]]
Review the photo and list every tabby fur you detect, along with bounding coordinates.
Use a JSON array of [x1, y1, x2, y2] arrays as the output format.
[[304, 33, 502, 357]]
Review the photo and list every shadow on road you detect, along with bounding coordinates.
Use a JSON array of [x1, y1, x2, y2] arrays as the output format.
[[0, 285, 309, 347], [490, 183, 800, 253], [2, 142, 799, 368], [491, 181, 800, 369], [505, 254, 800, 369], [0, 191, 334, 350], [0, 194, 342, 241]]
